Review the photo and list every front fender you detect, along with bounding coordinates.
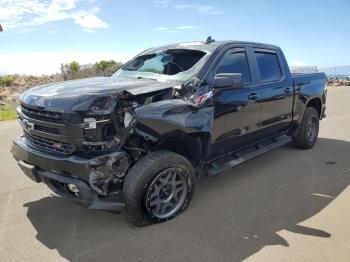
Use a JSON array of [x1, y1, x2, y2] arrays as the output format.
[[134, 99, 214, 136]]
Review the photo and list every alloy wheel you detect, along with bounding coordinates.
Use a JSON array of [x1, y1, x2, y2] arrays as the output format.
[[307, 116, 317, 143], [145, 167, 189, 220]]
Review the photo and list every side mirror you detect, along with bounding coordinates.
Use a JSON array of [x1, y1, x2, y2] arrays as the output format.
[[213, 73, 243, 89]]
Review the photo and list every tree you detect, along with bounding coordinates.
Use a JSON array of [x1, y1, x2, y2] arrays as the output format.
[[69, 61, 80, 73], [60, 59, 122, 80], [60, 63, 68, 80], [95, 60, 118, 76], [61, 61, 80, 80]]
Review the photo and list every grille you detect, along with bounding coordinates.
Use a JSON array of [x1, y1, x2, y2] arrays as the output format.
[[24, 132, 74, 155], [34, 124, 61, 135], [21, 104, 63, 122]]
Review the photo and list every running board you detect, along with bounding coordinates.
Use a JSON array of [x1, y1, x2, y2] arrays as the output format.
[[207, 135, 292, 177]]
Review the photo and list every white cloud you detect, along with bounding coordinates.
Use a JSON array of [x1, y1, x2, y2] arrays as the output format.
[[0, 0, 109, 31], [154, 27, 168, 31], [0, 51, 132, 75], [74, 14, 109, 30], [153, 0, 172, 8], [197, 5, 224, 15], [176, 25, 199, 30], [153, 0, 223, 15], [153, 25, 199, 33], [173, 4, 192, 9]]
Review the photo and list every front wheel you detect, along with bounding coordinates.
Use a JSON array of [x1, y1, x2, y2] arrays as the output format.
[[293, 107, 320, 149], [123, 151, 195, 226]]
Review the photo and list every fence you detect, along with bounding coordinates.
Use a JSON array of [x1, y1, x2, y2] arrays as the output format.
[[290, 66, 318, 73], [290, 66, 350, 77], [318, 66, 350, 77]]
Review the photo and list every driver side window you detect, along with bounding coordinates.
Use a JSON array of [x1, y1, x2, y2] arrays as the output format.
[[216, 51, 251, 84]]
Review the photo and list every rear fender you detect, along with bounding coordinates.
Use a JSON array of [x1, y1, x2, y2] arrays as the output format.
[[290, 95, 324, 137]]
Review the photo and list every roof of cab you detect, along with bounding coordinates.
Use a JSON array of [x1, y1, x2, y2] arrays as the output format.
[[142, 40, 279, 54]]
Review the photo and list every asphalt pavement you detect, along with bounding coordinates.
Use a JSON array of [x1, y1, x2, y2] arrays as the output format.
[[0, 86, 350, 262]]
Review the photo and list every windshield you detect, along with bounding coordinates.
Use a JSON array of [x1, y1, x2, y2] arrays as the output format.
[[113, 48, 209, 83]]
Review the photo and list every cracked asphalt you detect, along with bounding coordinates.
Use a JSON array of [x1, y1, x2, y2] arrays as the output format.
[[1, 86, 350, 262]]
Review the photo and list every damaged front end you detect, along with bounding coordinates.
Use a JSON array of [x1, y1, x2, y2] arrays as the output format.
[[77, 86, 182, 196], [87, 151, 130, 195], [79, 85, 213, 197], [13, 45, 215, 207], [14, 80, 214, 203]]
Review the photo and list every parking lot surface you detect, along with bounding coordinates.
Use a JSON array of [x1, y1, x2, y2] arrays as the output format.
[[1, 86, 350, 262]]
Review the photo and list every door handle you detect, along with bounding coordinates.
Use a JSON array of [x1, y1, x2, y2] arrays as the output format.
[[248, 93, 260, 100], [284, 87, 292, 94]]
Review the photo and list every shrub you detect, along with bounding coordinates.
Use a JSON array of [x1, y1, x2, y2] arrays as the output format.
[[0, 75, 15, 86], [69, 61, 80, 73], [95, 60, 121, 76]]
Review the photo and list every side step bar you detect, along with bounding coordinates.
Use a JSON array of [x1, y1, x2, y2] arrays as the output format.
[[207, 135, 292, 176]]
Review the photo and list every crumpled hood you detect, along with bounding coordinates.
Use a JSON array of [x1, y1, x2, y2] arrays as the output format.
[[20, 76, 174, 112]]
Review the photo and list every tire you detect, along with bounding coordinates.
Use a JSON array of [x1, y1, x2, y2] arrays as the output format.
[[293, 107, 319, 149], [123, 150, 195, 226]]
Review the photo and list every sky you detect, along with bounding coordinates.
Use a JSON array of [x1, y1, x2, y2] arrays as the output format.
[[0, 0, 349, 75]]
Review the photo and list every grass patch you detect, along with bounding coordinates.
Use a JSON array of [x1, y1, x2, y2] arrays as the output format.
[[0, 106, 17, 121]]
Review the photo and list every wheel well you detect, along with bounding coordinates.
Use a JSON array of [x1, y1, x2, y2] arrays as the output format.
[[152, 132, 210, 165], [306, 98, 322, 117]]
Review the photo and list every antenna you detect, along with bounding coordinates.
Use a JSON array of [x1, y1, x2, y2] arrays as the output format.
[[205, 36, 215, 44]]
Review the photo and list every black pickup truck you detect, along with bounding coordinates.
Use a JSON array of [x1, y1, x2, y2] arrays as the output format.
[[12, 39, 327, 225]]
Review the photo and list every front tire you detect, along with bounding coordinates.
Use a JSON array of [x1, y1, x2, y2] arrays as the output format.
[[123, 151, 195, 226], [293, 107, 319, 149]]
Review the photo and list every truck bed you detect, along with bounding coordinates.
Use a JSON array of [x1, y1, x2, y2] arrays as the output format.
[[292, 72, 327, 86]]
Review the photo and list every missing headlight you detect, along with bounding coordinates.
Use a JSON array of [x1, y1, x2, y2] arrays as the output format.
[[89, 97, 112, 111], [103, 123, 116, 140]]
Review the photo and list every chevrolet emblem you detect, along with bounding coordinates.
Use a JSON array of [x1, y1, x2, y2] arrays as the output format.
[[23, 119, 35, 131]]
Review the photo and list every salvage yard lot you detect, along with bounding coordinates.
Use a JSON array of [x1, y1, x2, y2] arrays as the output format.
[[0, 86, 350, 262]]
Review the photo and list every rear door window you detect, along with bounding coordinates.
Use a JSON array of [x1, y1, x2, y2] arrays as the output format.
[[255, 52, 282, 82]]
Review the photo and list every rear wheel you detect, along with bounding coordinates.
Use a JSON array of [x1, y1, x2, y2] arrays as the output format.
[[293, 107, 319, 149], [123, 151, 195, 226]]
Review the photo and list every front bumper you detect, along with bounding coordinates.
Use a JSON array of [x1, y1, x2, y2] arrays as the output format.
[[11, 136, 125, 212]]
